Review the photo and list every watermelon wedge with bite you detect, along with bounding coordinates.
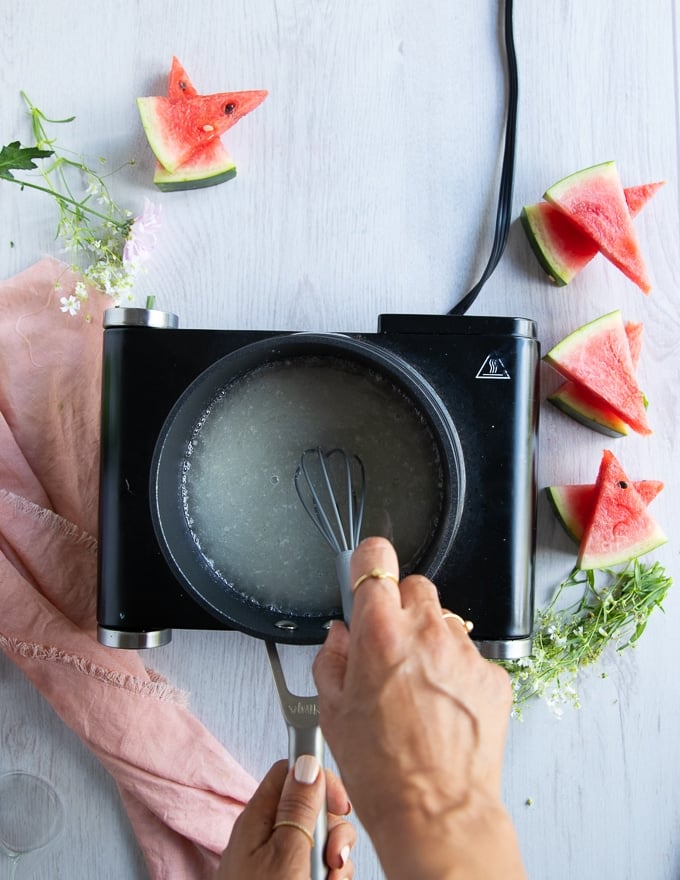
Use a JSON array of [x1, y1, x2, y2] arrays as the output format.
[[151, 57, 237, 191], [544, 162, 651, 293], [545, 310, 651, 435], [521, 182, 664, 286], [577, 450, 667, 569], [548, 321, 644, 437], [137, 58, 267, 180], [546, 479, 663, 542]]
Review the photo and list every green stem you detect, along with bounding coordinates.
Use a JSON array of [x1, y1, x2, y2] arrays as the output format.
[[6, 174, 129, 231]]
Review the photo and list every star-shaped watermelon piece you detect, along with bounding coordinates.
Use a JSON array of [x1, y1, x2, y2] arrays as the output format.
[[137, 57, 267, 188], [577, 450, 667, 569]]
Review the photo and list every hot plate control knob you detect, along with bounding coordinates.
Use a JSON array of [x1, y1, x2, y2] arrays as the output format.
[[97, 626, 172, 649], [103, 307, 179, 330]]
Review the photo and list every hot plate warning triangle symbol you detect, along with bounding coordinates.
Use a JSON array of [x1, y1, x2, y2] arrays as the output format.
[[476, 353, 511, 380]]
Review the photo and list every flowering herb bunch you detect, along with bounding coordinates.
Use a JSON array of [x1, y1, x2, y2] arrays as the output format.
[[502, 559, 672, 718], [0, 93, 159, 318]]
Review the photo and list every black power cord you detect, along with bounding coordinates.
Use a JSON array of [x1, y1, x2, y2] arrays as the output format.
[[448, 0, 518, 316]]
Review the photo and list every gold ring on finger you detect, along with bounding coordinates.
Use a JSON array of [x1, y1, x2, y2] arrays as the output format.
[[272, 820, 315, 847], [441, 610, 474, 634], [352, 567, 400, 594]]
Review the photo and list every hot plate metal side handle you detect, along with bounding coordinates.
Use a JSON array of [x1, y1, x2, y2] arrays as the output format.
[[265, 641, 328, 880]]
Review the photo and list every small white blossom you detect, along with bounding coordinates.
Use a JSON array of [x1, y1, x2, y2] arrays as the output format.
[[59, 295, 81, 316], [74, 281, 89, 301]]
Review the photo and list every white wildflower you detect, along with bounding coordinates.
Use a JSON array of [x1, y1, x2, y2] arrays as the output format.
[[59, 295, 81, 316]]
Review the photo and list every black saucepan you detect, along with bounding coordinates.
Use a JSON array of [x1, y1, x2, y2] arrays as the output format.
[[150, 332, 465, 645]]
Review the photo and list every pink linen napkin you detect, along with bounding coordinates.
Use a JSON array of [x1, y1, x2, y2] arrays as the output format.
[[0, 257, 257, 879]]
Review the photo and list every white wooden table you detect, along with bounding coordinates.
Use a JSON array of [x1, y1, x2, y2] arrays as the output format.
[[2, 1, 679, 877]]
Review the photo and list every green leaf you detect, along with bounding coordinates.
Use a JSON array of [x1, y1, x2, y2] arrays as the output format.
[[0, 141, 53, 180]]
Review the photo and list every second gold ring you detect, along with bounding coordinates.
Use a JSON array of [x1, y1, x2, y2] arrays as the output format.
[[441, 610, 474, 634]]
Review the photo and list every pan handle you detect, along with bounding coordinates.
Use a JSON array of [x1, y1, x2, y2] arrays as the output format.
[[265, 641, 328, 880]]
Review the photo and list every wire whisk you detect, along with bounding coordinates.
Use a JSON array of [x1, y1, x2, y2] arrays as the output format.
[[294, 447, 366, 624]]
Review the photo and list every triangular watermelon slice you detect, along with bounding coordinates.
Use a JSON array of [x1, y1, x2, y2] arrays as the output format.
[[546, 479, 663, 542], [150, 58, 238, 191], [544, 162, 651, 294], [521, 182, 663, 286], [548, 320, 644, 437], [545, 311, 651, 435], [577, 450, 667, 569]]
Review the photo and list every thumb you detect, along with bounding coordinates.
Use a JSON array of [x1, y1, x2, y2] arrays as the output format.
[[272, 754, 326, 864]]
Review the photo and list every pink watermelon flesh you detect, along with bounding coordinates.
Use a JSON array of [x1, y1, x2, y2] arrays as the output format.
[[167, 56, 199, 100], [521, 183, 662, 286], [138, 89, 268, 172], [623, 181, 665, 216], [549, 320, 644, 436], [545, 310, 651, 435], [577, 450, 667, 569], [546, 479, 663, 542], [544, 162, 651, 294]]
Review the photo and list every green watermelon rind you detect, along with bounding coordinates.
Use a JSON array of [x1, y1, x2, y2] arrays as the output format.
[[153, 159, 237, 192], [520, 205, 570, 286], [545, 486, 588, 542], [547, 384, 631, 438]]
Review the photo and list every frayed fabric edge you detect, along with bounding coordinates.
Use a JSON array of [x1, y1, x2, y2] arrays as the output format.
[[0, 632, 189, 706], [0, 489, 98, 554]]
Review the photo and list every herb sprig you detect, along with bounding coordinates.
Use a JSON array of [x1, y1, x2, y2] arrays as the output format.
[[2, 93, 158, 316], [502, 559, 672, 717]]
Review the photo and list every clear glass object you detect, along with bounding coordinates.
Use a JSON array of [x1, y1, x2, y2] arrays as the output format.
[[0, 771, 64, 879]]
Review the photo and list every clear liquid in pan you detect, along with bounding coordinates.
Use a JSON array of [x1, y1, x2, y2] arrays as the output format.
[[182, 357, 445, 615]]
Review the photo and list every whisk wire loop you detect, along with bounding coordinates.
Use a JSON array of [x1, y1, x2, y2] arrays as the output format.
[[294, 447, 366, 556]]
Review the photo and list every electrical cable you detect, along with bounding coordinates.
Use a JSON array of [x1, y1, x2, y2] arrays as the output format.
[[448, 0, 518, 315]]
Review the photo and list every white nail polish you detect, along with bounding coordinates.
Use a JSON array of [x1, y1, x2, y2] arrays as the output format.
[[340, 844, 351, 867], [294, 754, 320, 785]]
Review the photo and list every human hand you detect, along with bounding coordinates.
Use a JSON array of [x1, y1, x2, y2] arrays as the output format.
[[312, 537, 525, 880], [215, 755, 355, 879]]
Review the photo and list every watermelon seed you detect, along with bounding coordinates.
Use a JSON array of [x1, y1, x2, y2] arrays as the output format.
[[224, 103, 236, 115], [202, 124, 215, 132], [179, 81, 187, 90], [617, 481, 629, 489]]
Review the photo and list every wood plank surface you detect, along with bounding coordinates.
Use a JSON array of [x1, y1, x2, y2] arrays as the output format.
[[1, 1, 679, 877]]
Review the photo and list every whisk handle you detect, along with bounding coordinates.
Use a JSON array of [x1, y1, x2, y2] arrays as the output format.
[[335, 550, 354, 626]]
